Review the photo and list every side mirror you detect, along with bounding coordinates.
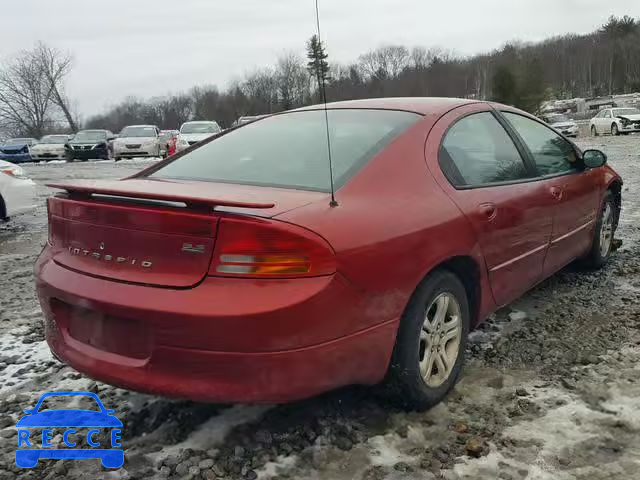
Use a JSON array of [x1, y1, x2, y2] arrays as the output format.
[[583, 149, 607, 168]]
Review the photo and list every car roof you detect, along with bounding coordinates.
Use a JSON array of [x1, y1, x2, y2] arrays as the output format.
[[295, 97, 480, 115], [124, 125, 157, 128], [183, 120, 217, 124]]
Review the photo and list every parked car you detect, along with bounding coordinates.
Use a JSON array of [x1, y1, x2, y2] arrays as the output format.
[[543, 114, 579, 138], [31, 135, 72, 162], [68, 130, 115, 161], [231, 115, 268, 128], [175, 121, 222, 152], [589, 107, 640, 136], [113, 125, 161, 161], [159, 130, 179, 157], [0, 138, 37, 164], [0, 160, 37, 221], [37, 98, 622, 410]]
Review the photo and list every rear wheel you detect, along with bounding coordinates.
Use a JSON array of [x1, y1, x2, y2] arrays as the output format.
[[385, 270, 469, 411], [591, 125, 598, 137], [0, 195, 7, 221], [611, 123, 620, 136], [583, 191, 616, 269]]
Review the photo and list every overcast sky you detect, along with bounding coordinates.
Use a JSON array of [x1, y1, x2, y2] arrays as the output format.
[[3, 0, 639, 118]]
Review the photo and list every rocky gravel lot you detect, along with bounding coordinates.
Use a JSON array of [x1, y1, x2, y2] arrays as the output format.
[[0, 135, 639, 480]]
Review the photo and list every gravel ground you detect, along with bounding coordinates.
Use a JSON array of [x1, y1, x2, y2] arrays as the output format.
[[0, 136, 639, 480]]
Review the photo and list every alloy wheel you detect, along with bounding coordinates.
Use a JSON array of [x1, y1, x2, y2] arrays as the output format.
[[418, 293, 462, 388], [600, 202, 614, 258]]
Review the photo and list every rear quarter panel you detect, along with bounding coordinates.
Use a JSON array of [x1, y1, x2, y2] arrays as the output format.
[[279, 114, 492, 334]]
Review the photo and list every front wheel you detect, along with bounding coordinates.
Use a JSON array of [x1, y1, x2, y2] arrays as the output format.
[[385, 270, 470, 411], [611, 123, 620, 136], [591, 125, 598, 137], [583, 191, 617, 269]]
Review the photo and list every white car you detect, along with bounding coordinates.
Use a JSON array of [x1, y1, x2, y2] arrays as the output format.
[[30, 134, 71, 162], [543, 114, 579, 138], [589, 107, 640, 136], [0, 160, 37, 221], [113, 125, 161, 161], [176, 121, 222, 153]]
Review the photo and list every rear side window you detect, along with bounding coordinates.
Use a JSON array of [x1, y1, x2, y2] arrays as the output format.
[[150, 109, 421, 191], [503, 113, 579, 176], [439, 112, 529, 187]]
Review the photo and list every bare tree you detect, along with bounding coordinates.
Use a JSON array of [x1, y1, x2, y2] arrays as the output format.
[[0, 51, 53, 137], [34, 42, 77, 132], [359, 45, 410, 79], [0, 42, 76, 137], [275, 53, 311, 110]]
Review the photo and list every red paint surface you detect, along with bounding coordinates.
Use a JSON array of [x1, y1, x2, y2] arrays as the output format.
[[36, 98, 622, 403]]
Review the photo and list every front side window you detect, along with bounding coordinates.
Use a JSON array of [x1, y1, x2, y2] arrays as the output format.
[[503, 113, 579, 176], [150, 109, 421, 191], [603, 110, 612, 118], [439, 112, 529, 187]]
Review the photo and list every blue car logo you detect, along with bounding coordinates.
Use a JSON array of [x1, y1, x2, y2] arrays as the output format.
[[15, 391, 123, 469]]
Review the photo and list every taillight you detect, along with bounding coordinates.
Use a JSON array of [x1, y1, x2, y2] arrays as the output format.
[[47, 198, 54, 246], [210, 216, 336, 278]]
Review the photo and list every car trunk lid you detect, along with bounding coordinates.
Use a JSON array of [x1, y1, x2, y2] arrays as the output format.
[[46, 178, 327, 288]]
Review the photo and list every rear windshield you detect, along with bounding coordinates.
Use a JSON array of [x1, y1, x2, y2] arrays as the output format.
[[150, 109, 421, 191]]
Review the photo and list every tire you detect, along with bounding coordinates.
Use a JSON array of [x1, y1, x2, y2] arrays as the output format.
[[385, 270, 470, 411], [591, 125, 598, 137], [583, 191, 617, 269], [611, 123, 620, 136], [114, 156, 121, 162], [0, 195, 7, 222]]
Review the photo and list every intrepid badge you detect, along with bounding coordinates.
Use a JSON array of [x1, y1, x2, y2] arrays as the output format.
[[68, 245, 152, 268]]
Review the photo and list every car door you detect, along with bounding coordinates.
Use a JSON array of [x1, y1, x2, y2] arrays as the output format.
[[601, 109, 612, 133], [501, 111, 600, 277], [430, 105, 555, 307]]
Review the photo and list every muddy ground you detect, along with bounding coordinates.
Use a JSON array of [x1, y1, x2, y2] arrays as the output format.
[[0, 135, 639, 480]]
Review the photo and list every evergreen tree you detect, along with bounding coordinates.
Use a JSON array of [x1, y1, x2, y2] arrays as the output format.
[[492, 65, 517, 106], [517, 58, 547, 114], [306, 34, 330, 102]]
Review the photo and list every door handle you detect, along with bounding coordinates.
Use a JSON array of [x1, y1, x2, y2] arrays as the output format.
[[550, 187, 563, 200], [478, 202, 497, 221]]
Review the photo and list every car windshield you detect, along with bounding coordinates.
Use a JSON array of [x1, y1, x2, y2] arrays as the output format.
[[40, 135, 68, 144], [181, 123, 219, 134], [5, 138, 33, 145], [120, 126, 157, 138], [150, 109, 421, 191], [613, 108, 640, 116], [547, 115, 571, 123], [73, 131, 106, 142]]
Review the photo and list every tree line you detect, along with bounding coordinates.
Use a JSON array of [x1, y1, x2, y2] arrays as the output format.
[[1, 15, 639, 137]]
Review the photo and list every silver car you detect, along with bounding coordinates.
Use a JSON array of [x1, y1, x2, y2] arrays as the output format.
[[175, 121, 222, 153], [31, 135, 71, 161], [589, 107, 640, 136], [113, 125, 161, 161]]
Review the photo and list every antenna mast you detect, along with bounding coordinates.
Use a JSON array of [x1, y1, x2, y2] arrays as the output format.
[[314, 0, 338, 207]]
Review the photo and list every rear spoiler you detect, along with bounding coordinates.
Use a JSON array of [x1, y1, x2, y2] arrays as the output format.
[[46, 179, 276, 210]]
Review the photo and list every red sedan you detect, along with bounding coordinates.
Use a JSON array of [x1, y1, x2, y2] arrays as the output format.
[[36, 98, 622, 410]]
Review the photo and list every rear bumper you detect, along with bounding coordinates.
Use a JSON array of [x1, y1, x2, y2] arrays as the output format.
[[0, 153, 31, 163], [35, 247, 397, 403]]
